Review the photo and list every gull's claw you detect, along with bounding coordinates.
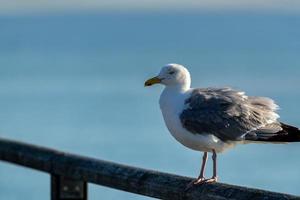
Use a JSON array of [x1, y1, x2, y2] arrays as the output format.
[[185, 177, 218, 191], [201, 176, 218, 184], [193, 177, 207, 185], [185, 177, 206, 191]]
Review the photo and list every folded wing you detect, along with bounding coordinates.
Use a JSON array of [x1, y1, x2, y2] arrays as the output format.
[[180, 88, 300, 142]]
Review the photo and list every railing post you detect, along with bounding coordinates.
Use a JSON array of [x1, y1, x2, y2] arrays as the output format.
[[51, 175, 87, 200]]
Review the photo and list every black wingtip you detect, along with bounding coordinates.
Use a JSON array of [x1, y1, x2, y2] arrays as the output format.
[[262, 123, 300, 142]]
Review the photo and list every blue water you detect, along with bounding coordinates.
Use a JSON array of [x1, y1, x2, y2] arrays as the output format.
[[0, 12, 300, 199]]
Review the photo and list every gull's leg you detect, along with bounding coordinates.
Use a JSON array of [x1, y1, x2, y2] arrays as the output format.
[[212, 149, 218, 180], [204, 149, 218, 183], [186, 152, 208, 190], [193, 152, 208, 184], [186, 151, 217, 190]]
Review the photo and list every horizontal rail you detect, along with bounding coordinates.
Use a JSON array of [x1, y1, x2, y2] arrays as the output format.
[[0, 137, 299, 200]]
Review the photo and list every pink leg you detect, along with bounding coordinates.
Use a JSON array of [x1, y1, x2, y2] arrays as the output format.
[[212, 149, 218, 179], [186, 150, 218, 189], [186, 152, 208, 189], [203, 149, 218, 183], [193, 152, 208, 184]]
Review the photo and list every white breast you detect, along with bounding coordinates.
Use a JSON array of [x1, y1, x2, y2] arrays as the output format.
[[159, 88, 235, 153]]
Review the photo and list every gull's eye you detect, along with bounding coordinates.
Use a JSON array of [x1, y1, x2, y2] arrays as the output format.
[[169, 71, 175, 75]]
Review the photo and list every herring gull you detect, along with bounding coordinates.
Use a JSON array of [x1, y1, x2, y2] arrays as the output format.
[[144, 63, 300, 185]]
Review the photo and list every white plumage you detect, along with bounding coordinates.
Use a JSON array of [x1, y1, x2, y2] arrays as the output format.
[[145, 63, 300, 185], [159, 84, 233, 153]]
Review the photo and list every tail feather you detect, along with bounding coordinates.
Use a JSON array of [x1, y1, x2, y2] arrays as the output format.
[[255, 122, 300, 142]]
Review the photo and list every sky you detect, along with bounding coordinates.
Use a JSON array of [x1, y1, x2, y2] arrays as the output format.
[[1, 0, 300, 15]]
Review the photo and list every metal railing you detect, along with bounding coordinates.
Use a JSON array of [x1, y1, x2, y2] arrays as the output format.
[[0, 137, 299, 200]]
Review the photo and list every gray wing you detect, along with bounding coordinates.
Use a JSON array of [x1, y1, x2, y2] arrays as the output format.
[[180, 87, 281, 141]]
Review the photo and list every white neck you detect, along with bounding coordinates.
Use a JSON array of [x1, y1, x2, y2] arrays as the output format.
[[159, 73, 192, 111], [159, 82, 191, 111], [164, 83, 190, 93]]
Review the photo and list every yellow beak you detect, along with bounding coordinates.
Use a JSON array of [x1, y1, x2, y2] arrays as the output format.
[[144, 76, 161, 87]]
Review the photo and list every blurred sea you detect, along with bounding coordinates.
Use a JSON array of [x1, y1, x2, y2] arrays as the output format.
[[0, 12, 299, 199]]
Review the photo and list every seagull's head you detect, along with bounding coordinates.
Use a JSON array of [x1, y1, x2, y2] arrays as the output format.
[[145, 63, 191, 90]]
